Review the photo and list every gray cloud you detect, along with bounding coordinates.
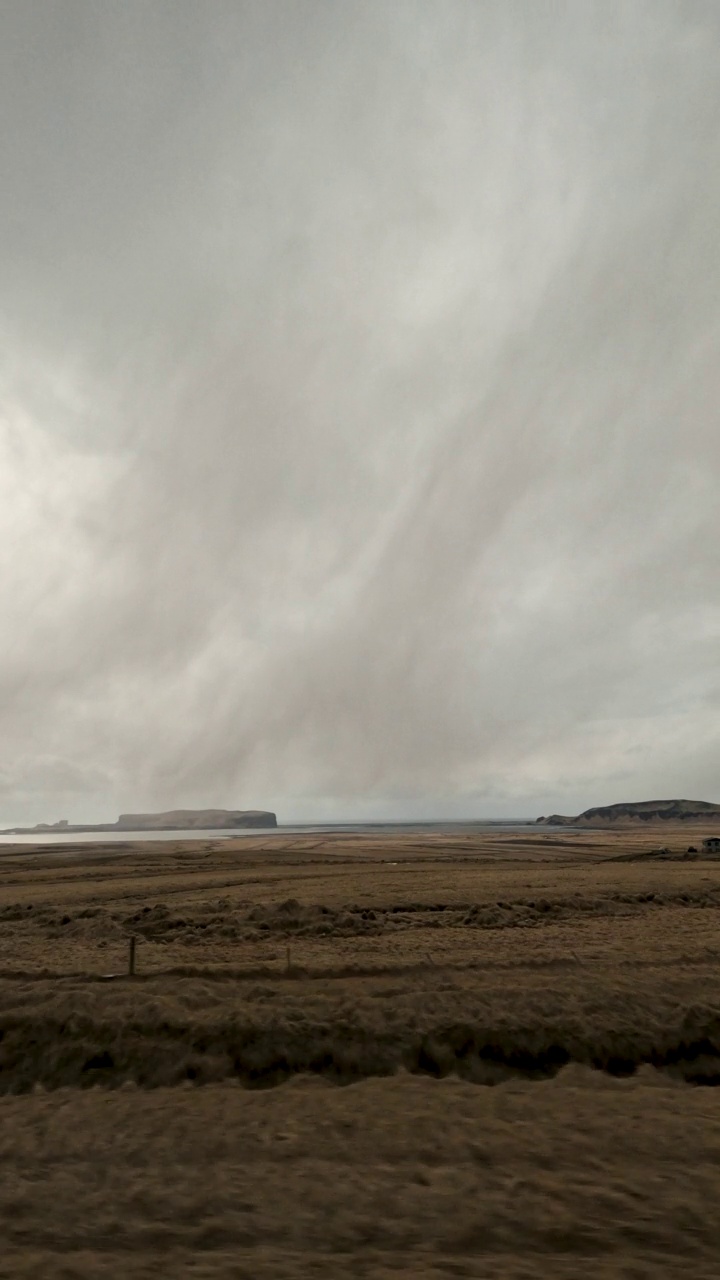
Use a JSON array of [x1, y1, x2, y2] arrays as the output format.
[[1, 0, 719, 823]]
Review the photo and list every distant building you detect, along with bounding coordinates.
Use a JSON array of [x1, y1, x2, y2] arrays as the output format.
[[702, 836, 720, 853]]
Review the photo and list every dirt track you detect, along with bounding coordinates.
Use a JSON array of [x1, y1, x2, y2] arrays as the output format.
[[0, 824, 719, 1275]]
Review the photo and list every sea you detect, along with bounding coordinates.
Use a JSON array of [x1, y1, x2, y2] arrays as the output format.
[[0, 820, 537, 845]]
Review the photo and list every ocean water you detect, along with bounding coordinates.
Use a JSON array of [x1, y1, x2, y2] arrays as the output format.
[[0, 827, 284, 844], [0, 820, 536, 845]]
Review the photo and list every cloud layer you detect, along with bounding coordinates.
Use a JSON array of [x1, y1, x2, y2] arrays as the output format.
[[1, 1, 719, 823]]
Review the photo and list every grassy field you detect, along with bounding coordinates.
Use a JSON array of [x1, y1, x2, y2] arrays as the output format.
[[0, 823, 719, 1276]]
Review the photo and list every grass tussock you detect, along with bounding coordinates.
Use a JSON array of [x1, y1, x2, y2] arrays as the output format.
[[1, 972, 720, 1092]]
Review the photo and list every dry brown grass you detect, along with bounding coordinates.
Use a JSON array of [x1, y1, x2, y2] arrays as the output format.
[[0, 824, 717, 977], [1, 1071, 720, 1277], [1, 824, 720, 1275]]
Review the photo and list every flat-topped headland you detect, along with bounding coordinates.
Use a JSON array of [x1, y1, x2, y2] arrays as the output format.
[[0, 808, 278, 835]]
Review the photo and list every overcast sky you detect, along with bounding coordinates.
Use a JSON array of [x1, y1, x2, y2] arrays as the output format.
[[1, 0, 719, 825]]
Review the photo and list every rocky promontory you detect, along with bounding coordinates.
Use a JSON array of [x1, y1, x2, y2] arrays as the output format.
[[116, 809, 277, 830], [0, 808, 277, 835], [536, 799, 720, 826]]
